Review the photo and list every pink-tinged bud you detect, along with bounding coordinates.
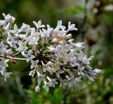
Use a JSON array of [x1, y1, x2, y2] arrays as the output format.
[[35, 85, 40, 92], [94, 69, 102, 74], [29, 70, 35, 77]]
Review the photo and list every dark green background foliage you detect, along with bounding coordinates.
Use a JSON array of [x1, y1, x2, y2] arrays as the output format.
[[0, 0, 113, 104]]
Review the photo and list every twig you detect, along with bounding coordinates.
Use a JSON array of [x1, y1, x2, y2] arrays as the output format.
[[0, 55, 27, 61]]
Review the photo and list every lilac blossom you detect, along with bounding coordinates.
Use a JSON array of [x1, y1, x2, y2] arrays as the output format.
[[0, 13, 102, 92]]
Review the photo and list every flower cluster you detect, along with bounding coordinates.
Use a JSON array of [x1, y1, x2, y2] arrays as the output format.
[[0, 13, 102, 92]]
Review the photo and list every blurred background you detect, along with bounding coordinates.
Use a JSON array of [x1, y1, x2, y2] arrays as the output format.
[[0, 0, 113, 104]]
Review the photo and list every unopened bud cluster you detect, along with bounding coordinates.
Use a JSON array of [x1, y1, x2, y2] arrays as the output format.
[[0, 13, 102, 92]]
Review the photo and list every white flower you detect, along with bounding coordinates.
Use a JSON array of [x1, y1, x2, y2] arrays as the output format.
[[0, 59, 11, 81], [27, 28, 39, 45], [10, 24, 19, 36], [67, 21, 78, 32], [0, 42, 8, 55], [46, 28, 54, 40], [16, 41, 28, 52], [33, 20, 45, 29], [66, 34, 72, 39], [29, 69, 36, 77], [43, 81, 49, 92], [41, 34, 47, 45], [48, 46, 56, 52], [0, 20, 5, 26], [4, 23, 10, 30], [70, 57, 79, 67], [82, 55, 94, 65], [7, 32, 18, 48], [2, 13, 15, 27], [47, 76, 58, 87], [55, 45, 68, 58], [19, 23, 30, 32], [42, 62, 53, 75], [52, 38, 58, 43], [30, 60, 39, 69], [22, 50, 35, 62], [55, 20, 66, 31], [1, 71, 12, 81], [37, 72, 45, 84], [77, 66, 85, 76]]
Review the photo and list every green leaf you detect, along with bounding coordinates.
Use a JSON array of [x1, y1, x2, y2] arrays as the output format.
[[56, 5, 85, 15], [54, 88, 63, 102], [75, 5, 85, 13]]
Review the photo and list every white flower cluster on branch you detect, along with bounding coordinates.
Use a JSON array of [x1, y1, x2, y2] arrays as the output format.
[[0, 13, 102, 92]]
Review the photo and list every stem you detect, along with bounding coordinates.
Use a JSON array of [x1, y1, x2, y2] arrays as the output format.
[[14, 52, 21, 56], [62, 65, 77, 69], [0, 55, 27, 61]]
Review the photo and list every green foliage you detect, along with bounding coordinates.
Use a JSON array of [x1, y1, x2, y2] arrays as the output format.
[[56, 5, 85, 14]]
